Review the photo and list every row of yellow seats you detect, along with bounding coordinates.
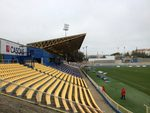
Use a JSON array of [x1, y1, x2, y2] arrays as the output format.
[[34, 77, 102, 113], [33, 63, 102, 112], [8, 71, 102, 113], [0, 64, 102, 113], [39, 67, 87, 88], [0, 63, 21, 68], [0, 63, 87, 91], [0, 67, 33, 79], [0, 71, 40, 88], [0, 66, 29, 73], [34, 63, 87, 88], [34, 63, 54, 72], [0, 69, 37, 80]]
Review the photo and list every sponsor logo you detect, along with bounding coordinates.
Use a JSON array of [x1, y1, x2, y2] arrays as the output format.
[[6, 45, 10, 52], [6, 45, 25, 55]]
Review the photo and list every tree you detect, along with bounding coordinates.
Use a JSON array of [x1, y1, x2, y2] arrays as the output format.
[[125, 52, 130, 57], [66, 50, 85, 62], [131, 50, 150, 58]]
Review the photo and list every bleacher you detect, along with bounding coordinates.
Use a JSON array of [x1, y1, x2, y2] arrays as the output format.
[[0, 63, 103, 113], [51, 63, 81, 77]]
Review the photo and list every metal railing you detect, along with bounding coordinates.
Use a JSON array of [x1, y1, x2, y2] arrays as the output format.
[[82, 69, 133, 113], [144, 104, 150, 113], [102, 91, 133, 113], [0, 79, 103, 113], [0, 59, 18, 64]]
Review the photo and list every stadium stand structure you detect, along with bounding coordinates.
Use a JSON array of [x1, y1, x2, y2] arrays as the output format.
[[0, 34, 106, 113], [0, 63, 103, 113]]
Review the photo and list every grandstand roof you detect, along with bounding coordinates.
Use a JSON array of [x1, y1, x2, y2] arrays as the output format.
[[27, 33, 86, 55]]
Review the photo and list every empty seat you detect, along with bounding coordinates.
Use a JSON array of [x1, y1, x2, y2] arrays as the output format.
[[77, 78, 81, 86], [16, 74, 48, 96], [82, 88, 98, 113], [78, 87, 93, 113], [5, 73, 42, 93], [80, 79, 85, 87], [0, 63, 103, 113], [0, 71, 39, 88], [61, 82, 69, 111], [83, 79, 88, 88], [68, 84, 77, 113], [26, 76, 52, 99], [54, 80, 65, 108], [87, 89, 102, 113], [36, 77, 56, 103], [46, 79, 61, 105], [74, 85, 85, 113]]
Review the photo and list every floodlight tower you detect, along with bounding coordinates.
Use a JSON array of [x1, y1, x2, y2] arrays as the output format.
[[85, 46, 88, 62], [63, 24, 69, 37], [82, 46, 88, 62]]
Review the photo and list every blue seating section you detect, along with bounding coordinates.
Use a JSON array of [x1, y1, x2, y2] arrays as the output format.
[[50, 64, 81, 77]]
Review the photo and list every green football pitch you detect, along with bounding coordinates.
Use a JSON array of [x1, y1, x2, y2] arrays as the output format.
[[85, 66, 150, 113]]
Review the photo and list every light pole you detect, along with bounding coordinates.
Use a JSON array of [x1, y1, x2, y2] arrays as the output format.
[[82, 47, 85, 60], [124, 46, 126, 57], [63, 24, 69, 36], [85, 46, 88, 61], [82, 46, 88, 62]]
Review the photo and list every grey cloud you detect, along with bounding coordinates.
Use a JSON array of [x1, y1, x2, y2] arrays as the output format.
[[0, 0, 150, 55]]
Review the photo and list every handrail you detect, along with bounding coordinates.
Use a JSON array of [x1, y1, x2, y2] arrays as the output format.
[[82, 69, 133, 113], [0, 78, 103, 113], [144, 104, 150, 113], [0, 59, 18, 63]]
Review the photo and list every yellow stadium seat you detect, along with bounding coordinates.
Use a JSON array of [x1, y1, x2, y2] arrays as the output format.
[[61, 82, 69, 111], [36, 77, 56, 103], [80, 79, 85, 88], [26, 76, 52, 99], [87, 89, 102, 113], [74, 85, 85, 113], [66, 75, 71, 82], [16, 74, 47, 96], [83, 88, 98, 113], [62, 74, 68, 81], [74, 76, 77, 85], [68, 84, 78, 113], [78, 87, 93, 113], [46, 79, 61, 105], [0, 72, 39, 88], [5, 73, 42, 93], [54, 80, 65, 108], [70, 76, 74, 84], [82, 79, 88, 88], [77, 78, 81, 86]]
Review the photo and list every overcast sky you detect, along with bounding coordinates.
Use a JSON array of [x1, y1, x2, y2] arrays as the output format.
[[0, 0, 150, 55]]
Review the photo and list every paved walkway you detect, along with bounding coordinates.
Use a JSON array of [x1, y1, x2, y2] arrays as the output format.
[[81, 71, 115, 113]]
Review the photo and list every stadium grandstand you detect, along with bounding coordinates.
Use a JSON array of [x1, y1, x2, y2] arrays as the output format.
[[0, 34, 106, 113]]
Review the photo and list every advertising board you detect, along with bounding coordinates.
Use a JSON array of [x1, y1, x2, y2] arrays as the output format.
[[0, 39, 27, 56]]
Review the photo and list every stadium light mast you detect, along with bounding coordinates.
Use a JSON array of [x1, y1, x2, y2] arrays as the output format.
[[124, 46, 126, 57], [85, 46, 88, 62], [82, 46, 88, 62], [63, 24, 69, 37]]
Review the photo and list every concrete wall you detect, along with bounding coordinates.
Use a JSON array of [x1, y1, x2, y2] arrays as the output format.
[[137, 58, 150, 63]]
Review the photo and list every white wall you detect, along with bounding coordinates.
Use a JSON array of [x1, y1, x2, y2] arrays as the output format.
[[0, 39, 27, 56], [89, 56, 115, 61]]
